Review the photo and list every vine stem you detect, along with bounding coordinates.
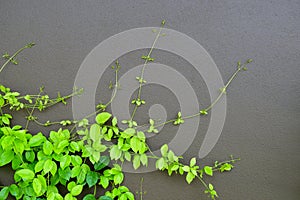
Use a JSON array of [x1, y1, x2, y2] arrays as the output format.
[[104, 63, 120, 108], [0, 43, 35, 74], [130, 22, 165, 121], [93, 185, 97, 196], [146, 63, 247, 130], [140, 177, 144, 200], [25, 89, 43, 129]]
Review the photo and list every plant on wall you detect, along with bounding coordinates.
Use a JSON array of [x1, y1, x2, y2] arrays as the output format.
[[0, 21, 252, 200]]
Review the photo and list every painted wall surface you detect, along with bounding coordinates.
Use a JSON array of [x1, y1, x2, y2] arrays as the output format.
[[0, 1, 299, 199]]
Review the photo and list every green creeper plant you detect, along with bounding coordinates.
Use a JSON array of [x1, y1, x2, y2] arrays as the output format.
[[0, 21, 253, 200]]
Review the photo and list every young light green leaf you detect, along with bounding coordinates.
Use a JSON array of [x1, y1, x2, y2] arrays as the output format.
[[43, 140, 53, 155], [190, 157, 196, 167], [100, 176, 109, 189], [114, 172, 124, 185], [204, 166, 213, 176], [96, 112, 112, 125], [90, 124, 101, 142], [70, 184, 83, 196], [186, 172, 195, 184], [140, 154, 148, 166], [133, 155, 141, 170], [160, 144, 168, 157], [15, 169, 35, 180], [0, 149, 14, 166], [60, 155, 71, 170], [33, 178, 42, 195], [156, 157, 165, 170]]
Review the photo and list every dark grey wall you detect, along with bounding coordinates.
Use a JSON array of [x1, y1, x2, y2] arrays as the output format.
[[0, 0, 299, 199]]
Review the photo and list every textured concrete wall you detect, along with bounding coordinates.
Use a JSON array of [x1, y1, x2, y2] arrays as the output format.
[[0, 1, 299, 199]]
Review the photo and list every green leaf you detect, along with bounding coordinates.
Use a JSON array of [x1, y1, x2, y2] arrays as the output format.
[[15, 169, 35, 180], [71, 166, 81, 178], [186, 172, 195, 184], [220, 163, 233, 172], [29, 133, 45, 147], [114, 172, 124, 185], [71, 185, 83, 196], [124, 152, 131, 162], [9, 184, 19, 197], [13, 139, 25, 154], [182, 165, 190, 172], [60, 155, 71, 170], [160, 144, 168, 157], [0, 187, 9, 200], [35, 160, 45, 173], [83, 194, 96, 200], [110, 145, 122, 160], [156, 157, 165, 170], [130, 137, 140, 154], [86, 171, 99, 188], [37, 175, 47, 190], [95, 112, 112, 124], [94, 156, 110, 171], [90, 124, 101, 142], [124, 128, 135, 135], [65, 193, 76, 200], [56, 140, 69, 153], [99, 196, 113, 200], [204, 166, 213, 176], [132, 155, 140, 169], [0, 149, 14, 166], [44, 159, 54, 174], [25, 151, 35, 163], [58, 167, 72, 181], [71, 155, 83, 166], [43, 140, 53, 155], [140, 154, 148, 166], [70, 141, 80, 152], [190, 157, 196, 167], [33, 178, 42, 195], [67, 181, 76, 192], [100, 176, 109, 189]]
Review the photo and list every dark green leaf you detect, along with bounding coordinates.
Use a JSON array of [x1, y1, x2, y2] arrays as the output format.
[[86, 171, 99, 188], [83, 194, 96, 200], [58, 167, 72, 181], [99, 196, 113, 200], [94, 156, 110, 171]]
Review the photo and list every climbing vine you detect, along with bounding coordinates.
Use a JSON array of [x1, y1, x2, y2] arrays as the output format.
[[0, 21, 252, 200]]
